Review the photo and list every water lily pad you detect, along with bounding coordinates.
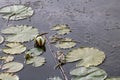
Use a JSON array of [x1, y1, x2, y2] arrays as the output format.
[[26, 47, 44, 56], [0, 73, 19, 80], [26, 56, 45, 67], [106, 78, 120, 80], [0, 5, 34, 20], [0, 35, 4, 44], [1, 25, 39, 42], [48, 77, 62, 80], [55, 38, 76, 49], [51, 24, 71, 35], [2, 62, 23, 73], [0, 55, 14, 63], [70, 67, 107, 80], [66, 47, 105, 67], [3, 43, 26, 54]]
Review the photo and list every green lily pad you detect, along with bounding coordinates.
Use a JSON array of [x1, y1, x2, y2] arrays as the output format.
[[0, 55, 14, 63], [3, 42, 26, 55], [106, 78, 120, 80], [2, 62, 23, 73], [26, 56, 45, 67], [0, 73, 19, 80], [70, 67, 107, 80], [66, 47, 105, 67], [1, 25, 39, 42], [0, 5, 34, 20], [55, 38, 76, 49], [48, 77, 62, 80], [0, 35, 4, 44]]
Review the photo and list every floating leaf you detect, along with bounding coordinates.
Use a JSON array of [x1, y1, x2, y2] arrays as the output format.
[[0, 73, 19, 80], [3, 43, 26, 54], [106, 78, 120, 80], [55, 38, 76, 49], [26, 47, 44, 56], [66, 47, 105, 67], [47, 77, 62, 80], [51, 24, 71, 35], [51, 24, 68, 31], [0, 35, 4, 44], [49, 35, 62, 43], [0, 55, 14, 63], [2, 62, 23, 73], [1, 25, 39, 42], [26, 56, 45, 67], [70, 67, 107, 80], [0, 5, 34, 20]]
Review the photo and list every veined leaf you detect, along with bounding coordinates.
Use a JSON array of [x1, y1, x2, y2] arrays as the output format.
[[0, 55, 14, 63], [0, 73, 19, 80], [2, 62, 23, 73], [1, 25, 39, 42], [3, 43, 26, 54], [26, 47, 44, 56], [70, 67, 107, 80], [55, 38, 76, 49], [26, 56, 45, 67], [0, 5, 34, 20], [66, 47, 105, 67], [0, 35, 4, 44], [51, 24, 71, 35], [47, 77, 62, 80], [106, 78, 120, 80]]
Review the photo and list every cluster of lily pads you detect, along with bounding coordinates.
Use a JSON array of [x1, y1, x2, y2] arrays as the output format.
[[0, 4, 119, 80]]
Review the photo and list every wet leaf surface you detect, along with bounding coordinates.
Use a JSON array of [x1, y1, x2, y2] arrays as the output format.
[[0, 55, 14, 63], [66, 47, 105, 67], [2, 62, 23, 73], [0, 73, 19, 80], [70, 67, 107, 80], [0, 5, 34, 20], [3, 43, 26, 54], [47, 77, 62, 80], [1, 25, 39, 42]]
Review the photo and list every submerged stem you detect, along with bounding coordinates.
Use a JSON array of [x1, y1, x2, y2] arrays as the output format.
[[45, 35, 68, 80]]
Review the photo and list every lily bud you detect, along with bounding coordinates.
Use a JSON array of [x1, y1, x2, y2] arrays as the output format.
[[34, 35, 46, 47]]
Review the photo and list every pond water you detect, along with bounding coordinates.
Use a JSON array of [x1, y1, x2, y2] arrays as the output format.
[[0, 0, 120, 80]]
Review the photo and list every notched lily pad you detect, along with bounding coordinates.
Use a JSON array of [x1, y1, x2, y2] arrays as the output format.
[[0, 35, 4, 44], [0, 55, 14, 63], [0, 5, 34, 20], [3, 42, 26, 54], [1, 25, 39, 42], [70, 67, 107, 80], [0, 73, 19, 80], [47, 77, 62, 80], [25, 55, 45, 67], [66, 47, 105, 67], [26, 47, 44, 56], [55, 38, 76, 49], [51, 24, 71, 35], [2, 62, 23, 73]]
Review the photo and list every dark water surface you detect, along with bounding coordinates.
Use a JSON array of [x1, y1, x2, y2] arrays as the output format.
[[0, 0, 120, 80]]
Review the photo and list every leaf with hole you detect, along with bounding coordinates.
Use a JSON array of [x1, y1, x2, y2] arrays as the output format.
[[0, 5, 34, 20], [47, 77, 62, 80], [2, 62, 23, 73], [66, 47, 105, 67], [1, 25, 39, 42], [3, 42, 26, 54], [70, 67, 107, 80], [26, 56, 45, 67], [0, 35, 4, 44], [0, 73, 19, 80], [55, 38, 76, 49]]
